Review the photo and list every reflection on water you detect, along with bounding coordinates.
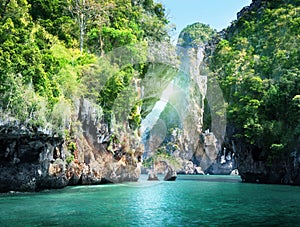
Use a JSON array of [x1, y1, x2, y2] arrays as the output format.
[[0, 175, 299, 226]]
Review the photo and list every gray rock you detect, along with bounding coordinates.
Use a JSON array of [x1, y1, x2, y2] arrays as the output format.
[[232, 139, 300, 185], [147, 172, 159, 181], [164, 167, 177, 181]]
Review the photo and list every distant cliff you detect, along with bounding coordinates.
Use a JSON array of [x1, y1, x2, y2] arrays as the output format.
[[142, 22, 235, 176]]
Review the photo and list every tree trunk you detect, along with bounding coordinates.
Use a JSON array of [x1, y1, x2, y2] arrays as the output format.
[[79, 0, 85, 52]]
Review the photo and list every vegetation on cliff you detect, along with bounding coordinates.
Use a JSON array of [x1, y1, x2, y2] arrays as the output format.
[[208, 0, 300, 163], [0, 0, 169, 135], [1, 0, 299, 185], [178, 22, 216, 48], [0, 0, 172, 191]]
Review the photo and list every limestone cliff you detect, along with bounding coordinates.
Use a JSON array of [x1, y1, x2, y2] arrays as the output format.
[[0, 98, 143, 192], [0, 123, 67, 192], [205, 0, 300, 184], [142, 42, 234, 175]]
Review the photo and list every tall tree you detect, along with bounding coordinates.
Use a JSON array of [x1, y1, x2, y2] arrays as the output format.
[[68, 0, 114, 52]]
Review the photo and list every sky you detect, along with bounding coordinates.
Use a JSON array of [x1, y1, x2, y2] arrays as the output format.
[[157, 0, 252, 42]]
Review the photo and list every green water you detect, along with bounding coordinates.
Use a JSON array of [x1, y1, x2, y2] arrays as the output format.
[[0, 175, 299, 226]]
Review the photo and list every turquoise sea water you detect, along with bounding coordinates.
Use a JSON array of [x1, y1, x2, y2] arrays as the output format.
[[0, 175, 300, 226]]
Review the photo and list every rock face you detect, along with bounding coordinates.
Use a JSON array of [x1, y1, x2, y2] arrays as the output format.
[[0, 98, 143, 192], [142, 44, 234, 176], [163, 128, 235, 175], [70, 98, 142, 185], [164, 167, 177, 181], [203, 132, 237, 175], [174, 45, 235, 175], [233, 139, 300, 185], [0, 126, 67, 192], [171, 46, 219, 174], [237, 0, 265, 19], [147, 172, 159, 181]]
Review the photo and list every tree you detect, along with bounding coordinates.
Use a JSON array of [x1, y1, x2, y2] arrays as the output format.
[[27, 0, 76, 46], [68, 0, 114, 52]]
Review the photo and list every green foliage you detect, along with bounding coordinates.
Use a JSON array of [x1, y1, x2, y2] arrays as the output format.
[[203, 98, 212, 131], [178, 22, 217, 47], [97, 65, 134, 122], [72, 0, 169, 54], [0, 0, 170, 140], [66, 154, 74, 164], [0, 0, 62, 105], [81, 0, 170, 129], [27, 0, 75, 46], [140, 63, 179, 118], [142, 145, 180, 169], [0, 73, 48, 125], [209, 3, 300, 159], [128, 102, 142, 130], [0, 0, 96, 134], [158, 102, 182, 131], [101, 26, 137, 52], [67, 141, 77, 152]]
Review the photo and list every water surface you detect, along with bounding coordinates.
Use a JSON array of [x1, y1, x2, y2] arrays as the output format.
[[0, 175, 299, 226]]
